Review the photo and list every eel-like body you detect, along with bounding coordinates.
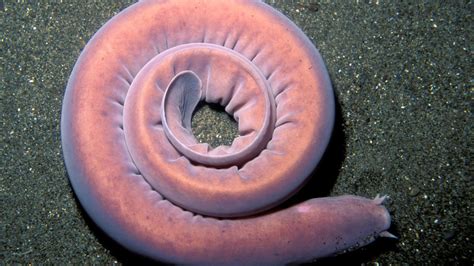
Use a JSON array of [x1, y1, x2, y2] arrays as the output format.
[[61, 0, 392, 264]]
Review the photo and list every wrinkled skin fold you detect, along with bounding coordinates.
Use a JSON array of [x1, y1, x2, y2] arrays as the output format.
[[61, 0, 392, 264]]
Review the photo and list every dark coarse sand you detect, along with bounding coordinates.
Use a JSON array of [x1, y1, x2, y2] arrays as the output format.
[[1, 1, 472, 264]]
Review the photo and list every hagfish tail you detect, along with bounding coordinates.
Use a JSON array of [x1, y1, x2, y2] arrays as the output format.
[[61, 0, 393, 264]]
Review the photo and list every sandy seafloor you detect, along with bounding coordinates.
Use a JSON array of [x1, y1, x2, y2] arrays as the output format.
[[1, 1, 472, 264]]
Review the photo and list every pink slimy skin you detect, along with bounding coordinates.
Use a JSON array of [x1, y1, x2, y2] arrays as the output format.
[[61, 0, 392, 264]]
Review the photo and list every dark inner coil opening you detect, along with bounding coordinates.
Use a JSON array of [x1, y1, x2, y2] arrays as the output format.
[[191, 101, 239, 148]]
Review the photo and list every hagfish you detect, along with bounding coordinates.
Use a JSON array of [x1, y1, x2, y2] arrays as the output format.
[[61, 0, 393, 264]]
